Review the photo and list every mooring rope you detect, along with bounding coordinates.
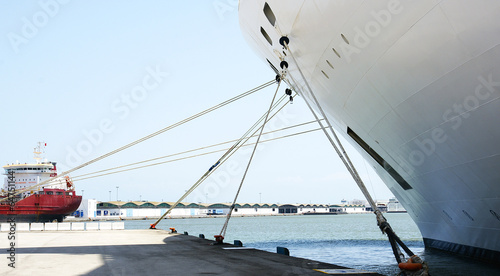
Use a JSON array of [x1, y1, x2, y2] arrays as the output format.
[[281, 37, 427, 273], [68, 120, 323, 183], [150, 81, 295, 229], [219, 77, 282, 238], [0, 80, 276, 203]]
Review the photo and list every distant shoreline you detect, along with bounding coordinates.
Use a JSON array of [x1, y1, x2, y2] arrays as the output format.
[[64, 213, 308, 222], [64, 211, 409, 222]]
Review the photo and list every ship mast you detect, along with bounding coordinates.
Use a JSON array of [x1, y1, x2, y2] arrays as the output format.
[[33, 142, 46, 164]]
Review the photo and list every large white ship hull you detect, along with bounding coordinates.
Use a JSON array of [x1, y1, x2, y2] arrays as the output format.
[[239, 0, 500, 262]]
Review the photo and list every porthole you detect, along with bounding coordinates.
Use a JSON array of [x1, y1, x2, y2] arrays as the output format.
[[263, 2, 276, 26], [332, 47, 341, 58], [326, 60, 334, 69], [261, 27, 273, 46], [341, 33, 349, 44]]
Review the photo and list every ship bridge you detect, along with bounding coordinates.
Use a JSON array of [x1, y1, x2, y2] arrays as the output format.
[[2, 162, 63, 197]]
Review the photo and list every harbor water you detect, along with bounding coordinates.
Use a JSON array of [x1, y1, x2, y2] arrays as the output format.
[[124, 213, 499, 275]]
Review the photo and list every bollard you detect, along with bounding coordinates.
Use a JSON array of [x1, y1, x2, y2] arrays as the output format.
[[199, 234, 205, 239], [277, 247, 290, 256], [214, 235, 224, 244], [234, 240, 243, 247]]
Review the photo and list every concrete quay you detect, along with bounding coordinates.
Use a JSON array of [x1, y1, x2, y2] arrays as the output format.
[[1, 229, 382, 275]]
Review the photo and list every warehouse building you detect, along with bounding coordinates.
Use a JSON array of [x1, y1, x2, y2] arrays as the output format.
[[72, 200, 369, 219]]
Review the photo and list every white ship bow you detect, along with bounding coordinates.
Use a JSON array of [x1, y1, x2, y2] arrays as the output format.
[[239, 0, 500, 263]]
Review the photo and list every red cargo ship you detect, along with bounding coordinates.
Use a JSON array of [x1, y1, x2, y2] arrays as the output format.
[[0, 143, 82, 222]]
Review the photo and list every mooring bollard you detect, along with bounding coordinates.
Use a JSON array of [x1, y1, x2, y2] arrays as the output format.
[[234, 240, 243, 247], [277, 246, 290, 256]]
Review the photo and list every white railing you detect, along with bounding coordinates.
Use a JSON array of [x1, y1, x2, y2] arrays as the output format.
[[0, 221, 124, 231]]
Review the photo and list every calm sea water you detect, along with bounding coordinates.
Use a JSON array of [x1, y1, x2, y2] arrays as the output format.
[[124, 213, 499, 275]]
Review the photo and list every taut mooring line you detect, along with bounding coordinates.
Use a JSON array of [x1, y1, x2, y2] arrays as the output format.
[[280, 36, 428, 274], [0, 80, 276, 203]]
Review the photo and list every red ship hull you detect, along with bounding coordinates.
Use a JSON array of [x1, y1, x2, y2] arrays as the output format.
[[0, 189, 82, 222]]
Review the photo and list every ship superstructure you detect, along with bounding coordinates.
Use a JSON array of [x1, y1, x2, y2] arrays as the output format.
[[2, 142, 67, 197], [0, 143, 81, 222]]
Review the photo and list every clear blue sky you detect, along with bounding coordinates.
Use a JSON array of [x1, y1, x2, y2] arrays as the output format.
[[0, 1, 394, 204]]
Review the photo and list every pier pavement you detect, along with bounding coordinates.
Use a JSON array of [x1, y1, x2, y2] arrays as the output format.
[[2, 229, 382, 275]]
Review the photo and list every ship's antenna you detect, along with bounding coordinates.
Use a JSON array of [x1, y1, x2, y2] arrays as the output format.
[[34, 142, 46, 164]]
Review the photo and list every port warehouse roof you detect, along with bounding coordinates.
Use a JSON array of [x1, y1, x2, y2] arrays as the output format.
[[97, 201, 364, 209]]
